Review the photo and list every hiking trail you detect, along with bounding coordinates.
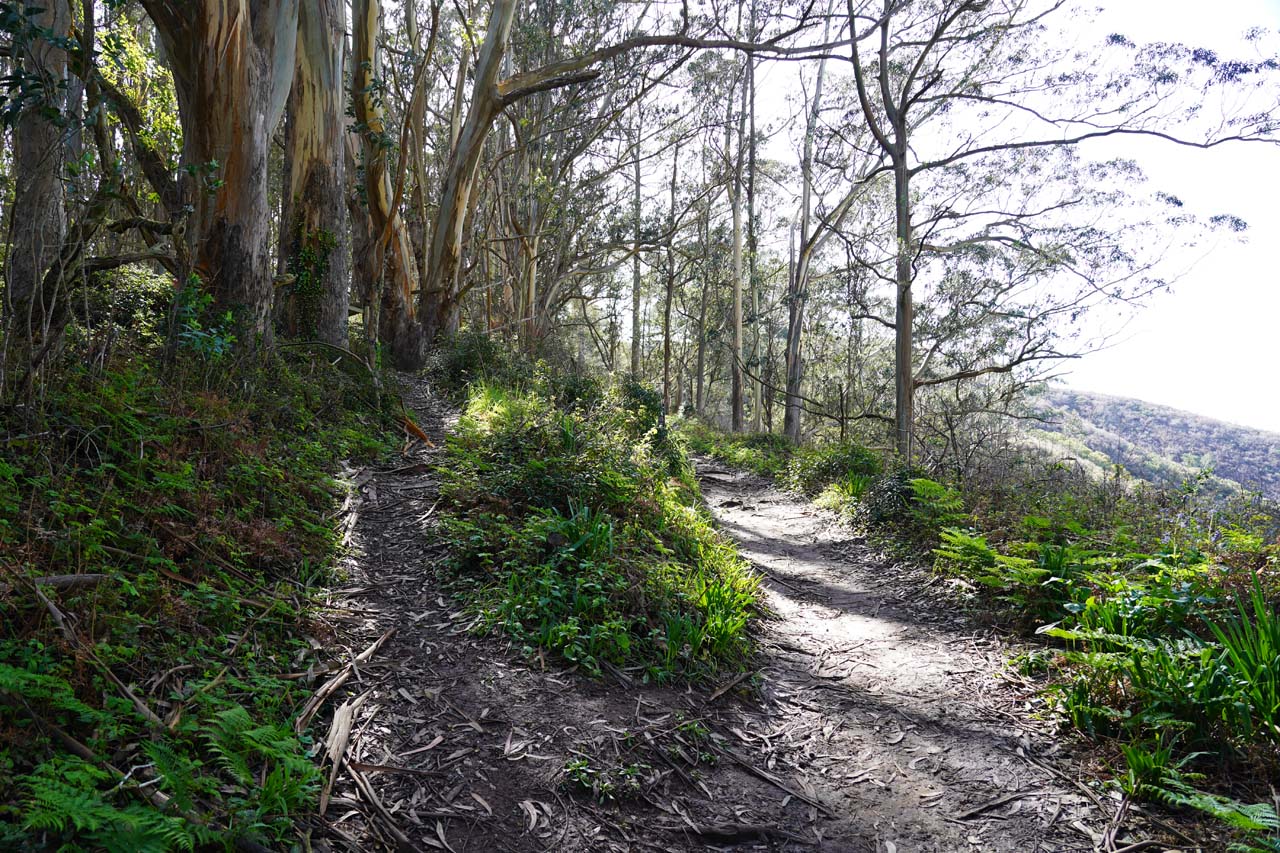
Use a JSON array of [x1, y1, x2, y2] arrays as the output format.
[[307, 381, 1181, 852]]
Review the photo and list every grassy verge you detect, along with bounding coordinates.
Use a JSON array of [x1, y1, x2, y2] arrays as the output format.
[[0, 353, 393, 850], [678, 420, 792, 478], [438, 375, 760, 682]]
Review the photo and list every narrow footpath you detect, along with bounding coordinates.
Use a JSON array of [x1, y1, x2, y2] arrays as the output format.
[[305, 381, 1185, 853]]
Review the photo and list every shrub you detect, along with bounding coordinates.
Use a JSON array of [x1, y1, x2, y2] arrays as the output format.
[[440, 381, 759, 680], [424, 328, 531, 399], [863, 467, 917, 527], [677, 421, 793, 478], [814, 472, 875, 517], [781, 441, 883, 496]]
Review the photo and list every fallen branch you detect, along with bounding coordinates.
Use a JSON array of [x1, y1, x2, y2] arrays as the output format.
[[0, 573, 107, 597], [704, 670, 755, 705], [33, 585, 76, 645], [346, 760, 422, 852], [295, 628, 396, 735], [320, 690, 371, 815], [668, 821, 813, 844], [955, 789, 1039, 821]]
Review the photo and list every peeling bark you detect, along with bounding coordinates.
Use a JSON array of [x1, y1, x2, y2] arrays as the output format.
[[353, 0, 425, 369], [282, 0, 350, 346], [6, 0, 71, 341], [419, 0, 517, 345], [140, 0, 301, 346]]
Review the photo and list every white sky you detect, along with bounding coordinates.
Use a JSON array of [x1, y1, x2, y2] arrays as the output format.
[[1063, 0, 1280, 432]]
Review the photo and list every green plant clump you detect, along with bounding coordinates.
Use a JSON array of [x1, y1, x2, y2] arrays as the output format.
[[677, 420, 794, 478], [440, 379, 760, 680], [780, 441, 883, 496]]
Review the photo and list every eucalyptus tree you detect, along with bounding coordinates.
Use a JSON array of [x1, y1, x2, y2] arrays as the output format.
[[137, 0, 299, 345], [352, 0, 436, 367], [491, 0, 693, 353], [5, 0, 71, 349], [780, 17, 888, 443], [845, 0, 1280, 458], [280, 0, 349, 346]]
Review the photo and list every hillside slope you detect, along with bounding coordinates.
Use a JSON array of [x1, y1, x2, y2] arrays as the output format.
[[1034, 388, 1280, 500]]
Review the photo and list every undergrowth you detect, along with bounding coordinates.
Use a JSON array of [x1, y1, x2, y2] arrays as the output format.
[[679, 420, 792, 478], [439, 373, 759, 681], [927, 476, 1280, 847], [0, 346, 394, 850]]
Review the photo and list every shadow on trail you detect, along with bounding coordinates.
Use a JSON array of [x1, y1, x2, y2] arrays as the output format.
[[694, 465, 1106, 853]]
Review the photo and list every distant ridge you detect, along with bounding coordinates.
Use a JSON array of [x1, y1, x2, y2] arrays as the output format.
[[1031, 387, 1280, 501]]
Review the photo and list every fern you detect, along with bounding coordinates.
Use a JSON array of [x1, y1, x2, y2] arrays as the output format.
[[935, 528, 998, 575], [24, 755, 113, 834], [1146, 775, 1280, 834], [23, 755, 199, 852], [199, 703, 319, 834], [0, 663, 103, 725], [1123, 740, 1280, 844], [142, 739, 204, 815], [202, 705, 257, 785]]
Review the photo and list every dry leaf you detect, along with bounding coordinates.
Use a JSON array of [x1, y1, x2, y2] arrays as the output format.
[[518, 800, 539, 832]]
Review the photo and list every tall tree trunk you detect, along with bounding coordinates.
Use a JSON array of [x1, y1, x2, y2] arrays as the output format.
[[694, 208, 709, 416], [892, 155, 914, 458], [729, 66, 747, 433], [5, 0, 71, 343], [353, 0, 425, 368], [784, 21, 830, 443], [282, 0, 349, 346], [747, 46, 762, 433], [142, 0, 300, 346], [629, 110, 643, 377], [661, 146, 679, 414], [784, 218, 804, 442], [419, 0, 517, 344]]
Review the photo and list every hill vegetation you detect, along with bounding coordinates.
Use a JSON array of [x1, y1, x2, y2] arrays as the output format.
[[1037, 389, 1280, 501]]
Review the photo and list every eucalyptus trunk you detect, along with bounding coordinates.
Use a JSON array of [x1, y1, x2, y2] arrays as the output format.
[[5, 0, 71, 343], [728, 68, 747, 433], [141, 0, 300, 346], [282, 0, 349, 346], [353, 0, 424, 368], [784, 16, 830, 443], [419, 0, 517, 344], [629, 113, 643, 377], [893, 159, 914, 459]]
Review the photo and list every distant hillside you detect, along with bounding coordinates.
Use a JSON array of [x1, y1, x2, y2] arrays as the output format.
[[1031, 389, 1280, 501]]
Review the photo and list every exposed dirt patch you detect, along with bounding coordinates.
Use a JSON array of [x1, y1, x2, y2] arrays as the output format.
[[304, 380, 1193, 852]]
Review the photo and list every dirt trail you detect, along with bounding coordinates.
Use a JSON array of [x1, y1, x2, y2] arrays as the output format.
[[692, 465, 1106, 852], [308, 384, 1141, 853]]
